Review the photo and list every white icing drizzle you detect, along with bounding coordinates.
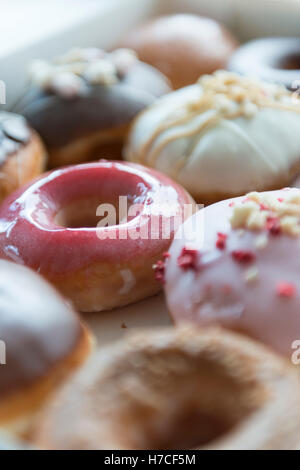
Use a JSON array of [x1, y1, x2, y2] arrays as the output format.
[[135, 71, 300, 166], [126, 71, 300, 198]]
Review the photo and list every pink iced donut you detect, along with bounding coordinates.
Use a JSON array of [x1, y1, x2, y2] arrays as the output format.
[[163, 188, 300, 357], [0, 161, 194, 312]]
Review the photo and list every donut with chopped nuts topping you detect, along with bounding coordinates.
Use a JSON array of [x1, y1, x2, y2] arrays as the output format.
[[15, 47, 170, 168], [125, 71, 300, 204]]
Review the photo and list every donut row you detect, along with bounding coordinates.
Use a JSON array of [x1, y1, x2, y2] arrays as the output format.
[[2, 183, 300, 447], [1, 12, 300, 450], [2, 37, 300, 205], [0, 13, 299, 201]]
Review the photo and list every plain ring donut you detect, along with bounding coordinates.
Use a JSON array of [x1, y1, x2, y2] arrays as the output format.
[[31, 327, 300, 450], [0, 160, 195, 312], [228, 37, 300, 90]]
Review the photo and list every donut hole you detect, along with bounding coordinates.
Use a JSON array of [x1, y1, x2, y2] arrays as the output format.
[[277, 53, 300, 70], [55, 196, 134, 228], [104, 349, 263, 449]]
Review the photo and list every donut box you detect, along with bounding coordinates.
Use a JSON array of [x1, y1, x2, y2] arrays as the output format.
[[0, 0, 300, 450], [2, 0, 300, 106]]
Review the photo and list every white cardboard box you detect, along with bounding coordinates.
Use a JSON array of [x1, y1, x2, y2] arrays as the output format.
[[0, 0, 300, 354], [1, 0, 300, 106], [0, 0, 300, 449], [0, 0, 300, 356]]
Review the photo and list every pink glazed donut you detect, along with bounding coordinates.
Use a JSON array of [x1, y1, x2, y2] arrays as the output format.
[[163, 188, 300, 357], [0, 161, 194, 312]]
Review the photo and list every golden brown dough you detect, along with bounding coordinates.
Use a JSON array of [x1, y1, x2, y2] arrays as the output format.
[[32, 327, 300, 450]]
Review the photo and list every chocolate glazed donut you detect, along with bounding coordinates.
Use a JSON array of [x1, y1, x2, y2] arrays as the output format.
[[0, 111, 46, 201], [228, 38, 300, 90], [0, 260, 92, 435], [14, 48, 171, 168]]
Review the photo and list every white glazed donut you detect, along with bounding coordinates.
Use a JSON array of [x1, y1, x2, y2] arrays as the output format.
[[125, 71, 300, 204]]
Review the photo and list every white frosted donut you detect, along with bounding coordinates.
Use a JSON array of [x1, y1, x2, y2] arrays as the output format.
[[125, 71, 300, 204]]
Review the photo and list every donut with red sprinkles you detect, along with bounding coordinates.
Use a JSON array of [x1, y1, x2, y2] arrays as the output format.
[[164, 188, 300, 357]]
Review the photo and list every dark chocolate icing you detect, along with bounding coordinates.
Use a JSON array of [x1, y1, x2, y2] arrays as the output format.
[[15, 62, 170, 149], [0, 259, 82, 397], [0, 112, 30, 164], [228, 37, 300, 90]]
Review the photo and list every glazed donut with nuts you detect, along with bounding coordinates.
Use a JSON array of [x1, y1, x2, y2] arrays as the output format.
[[163, 188, 300, 358], [0, 160, 194, 312], [15, 47, 170, 168], [126, 71, 300, 204], [0, 260, 92, 436], [0, 111, 46, 202], [32, 327, 300, 450]]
